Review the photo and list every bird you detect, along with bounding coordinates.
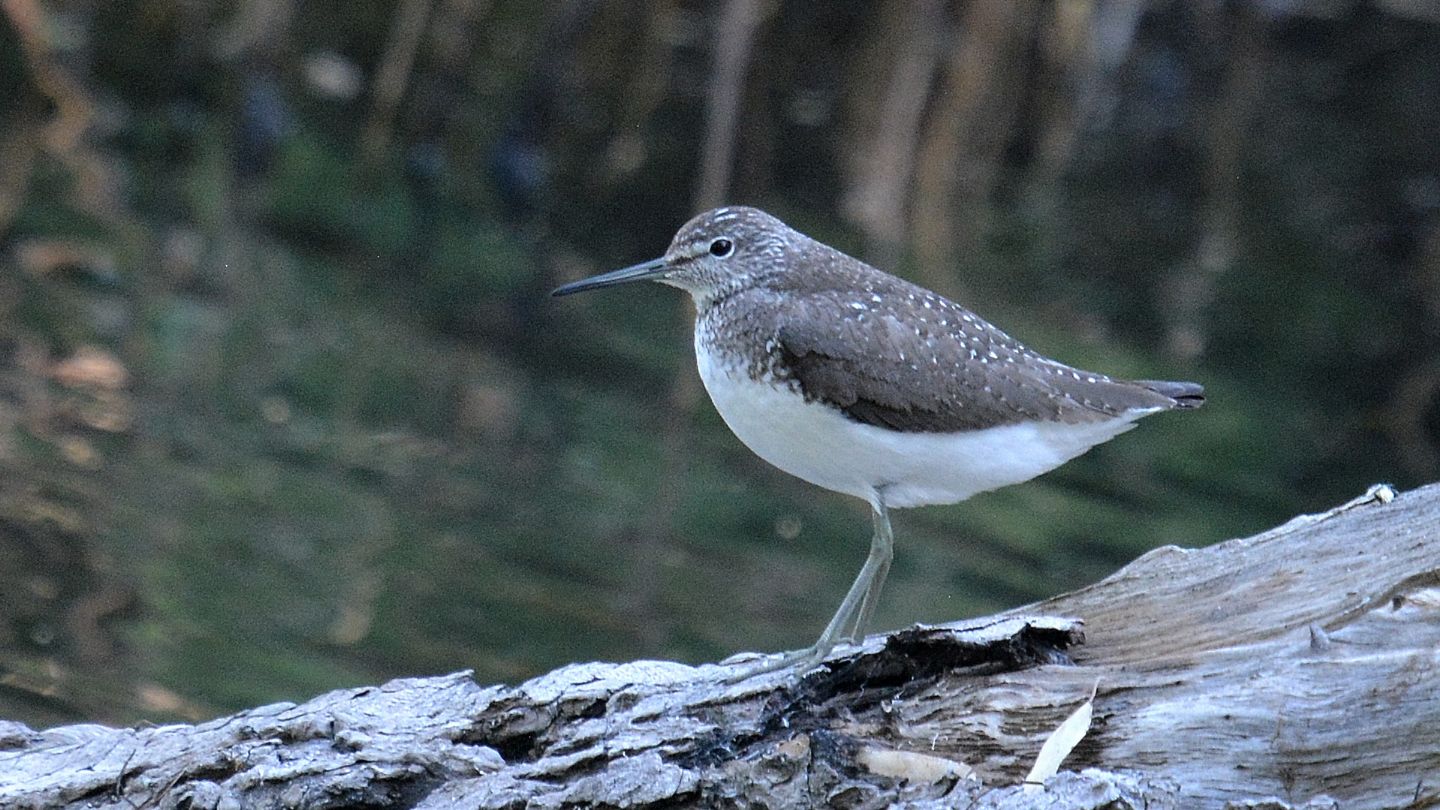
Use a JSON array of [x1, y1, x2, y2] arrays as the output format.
[[552, 206, 1203, 677]]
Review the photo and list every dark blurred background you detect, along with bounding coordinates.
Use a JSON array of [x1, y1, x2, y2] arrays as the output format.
[[2, 0, 1437, 728]]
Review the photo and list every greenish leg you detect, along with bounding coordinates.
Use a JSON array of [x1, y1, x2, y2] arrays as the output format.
[[725, 495, 895, 681], [845, 500, 893, 643]]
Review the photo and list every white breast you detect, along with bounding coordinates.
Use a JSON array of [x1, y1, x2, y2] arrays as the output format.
[[694, 339, 1150, 510]]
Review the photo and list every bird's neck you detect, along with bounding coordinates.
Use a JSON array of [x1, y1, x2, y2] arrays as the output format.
[[693, 288, 794, 384]]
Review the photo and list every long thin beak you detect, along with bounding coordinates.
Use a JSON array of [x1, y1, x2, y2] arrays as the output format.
[[551, 258, 670, 297]]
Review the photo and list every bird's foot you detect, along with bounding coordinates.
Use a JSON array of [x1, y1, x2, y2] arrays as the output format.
[[720, 639, 840, 683]]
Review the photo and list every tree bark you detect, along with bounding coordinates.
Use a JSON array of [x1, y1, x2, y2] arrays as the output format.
[[1, 483, 1435, 809]]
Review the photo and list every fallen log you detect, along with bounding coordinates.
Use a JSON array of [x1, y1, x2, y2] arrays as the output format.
[[1, 483, 1435, 809]]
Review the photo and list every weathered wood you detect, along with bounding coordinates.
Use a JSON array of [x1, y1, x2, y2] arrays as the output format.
[[1, 483, 1435, 809]]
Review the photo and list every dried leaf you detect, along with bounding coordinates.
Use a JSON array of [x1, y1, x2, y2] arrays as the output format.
[[51, 346, 129, 391], [856, 746, 976, 784], [1022, 683, 1096, 793]]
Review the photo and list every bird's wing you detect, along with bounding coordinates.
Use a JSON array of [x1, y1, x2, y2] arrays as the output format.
[[774, 293, 1178, 433]]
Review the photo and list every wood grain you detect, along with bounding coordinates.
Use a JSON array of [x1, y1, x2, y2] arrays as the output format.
[[1, 484, 1433, 809]]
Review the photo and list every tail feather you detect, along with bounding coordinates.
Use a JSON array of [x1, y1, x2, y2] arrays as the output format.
[[1137, 379, 1205, 409]]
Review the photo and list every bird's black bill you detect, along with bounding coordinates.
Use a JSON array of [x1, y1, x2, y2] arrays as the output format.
[[551, 258, 669, 297]]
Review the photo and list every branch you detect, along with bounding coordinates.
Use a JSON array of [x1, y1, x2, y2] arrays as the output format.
[[1, 484, 1434, 809]]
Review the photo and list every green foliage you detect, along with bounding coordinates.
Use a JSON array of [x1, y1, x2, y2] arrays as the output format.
[[422, 218, 536, 304], [265, 135, 416, 257]]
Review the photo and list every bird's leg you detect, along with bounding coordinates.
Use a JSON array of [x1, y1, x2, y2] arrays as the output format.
[[845, 499, 894, 643], [724, 496, 895, 681]]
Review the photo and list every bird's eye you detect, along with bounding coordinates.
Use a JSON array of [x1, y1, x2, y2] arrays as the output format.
[[709, 238, 734, 258]]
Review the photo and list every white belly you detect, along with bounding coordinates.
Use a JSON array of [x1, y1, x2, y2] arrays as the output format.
[[695, 343, 1149, 509]]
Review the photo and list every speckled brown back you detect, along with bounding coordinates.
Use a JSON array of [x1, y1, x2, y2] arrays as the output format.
[[694, 218, 1202, 434]]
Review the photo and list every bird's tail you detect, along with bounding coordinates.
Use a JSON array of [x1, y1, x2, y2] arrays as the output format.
[[1137, 380, 1205, 409]]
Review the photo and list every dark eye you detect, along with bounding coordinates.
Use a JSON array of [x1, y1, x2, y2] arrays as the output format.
[[709, 238, 734, 258]]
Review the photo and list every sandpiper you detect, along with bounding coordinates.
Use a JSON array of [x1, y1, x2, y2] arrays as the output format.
[[553, 206, 1203, 676]]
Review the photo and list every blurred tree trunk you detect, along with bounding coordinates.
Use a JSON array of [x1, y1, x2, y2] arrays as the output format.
[[1, 0, 116, 222], [0, 0, 46, 242], [1028, 0, 1148, 191], [0, 80, 44, 244], [693, 0, 765, 210], [912, 0, 1038, 295], [1159, 4, 1267, 362], [840, 0, 945, 272], [360, 0, 436, 167]]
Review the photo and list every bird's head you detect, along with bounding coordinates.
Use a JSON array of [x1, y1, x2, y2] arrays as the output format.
[[552, 206, 797, 305]]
